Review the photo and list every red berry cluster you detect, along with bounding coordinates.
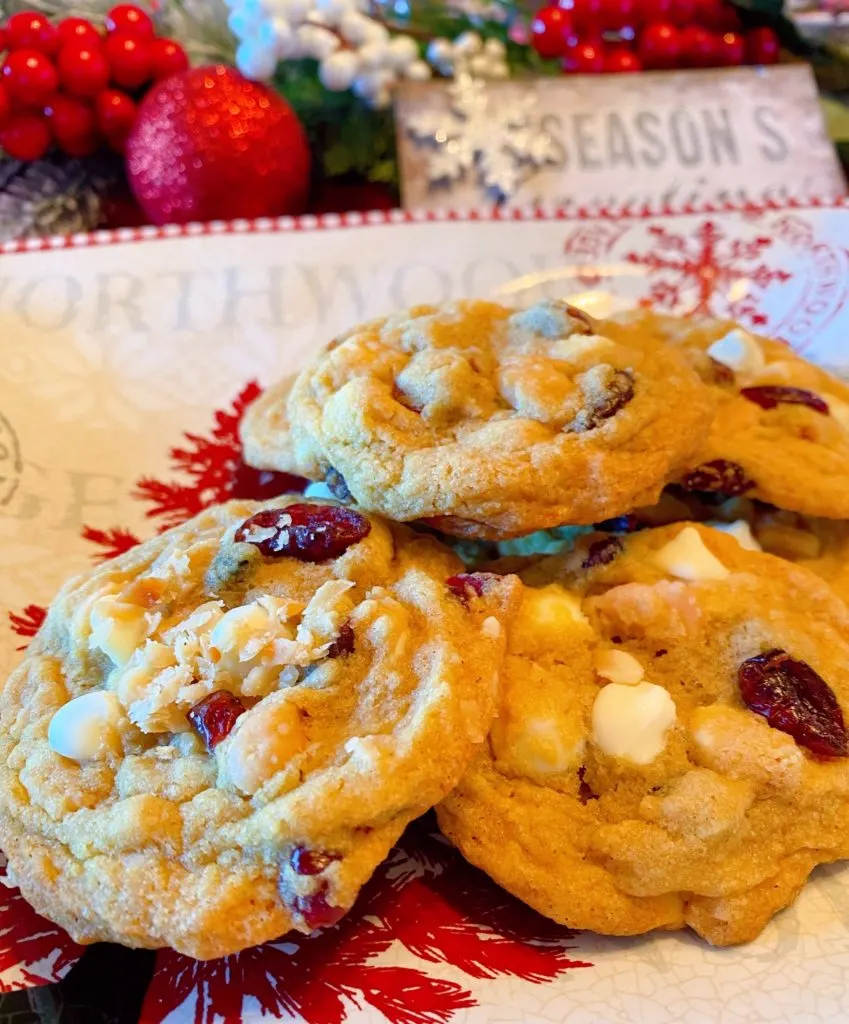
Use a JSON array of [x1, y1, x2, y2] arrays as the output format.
[[0, 6, 188, 162], [530, 0, 781, 75]]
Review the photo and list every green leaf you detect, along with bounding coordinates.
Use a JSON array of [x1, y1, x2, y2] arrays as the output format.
[[821, 96, 849, 142], [368, 159, 398, 184], [730, 0, 784, 14]]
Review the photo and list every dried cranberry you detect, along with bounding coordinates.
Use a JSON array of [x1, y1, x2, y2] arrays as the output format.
[[582, 536, 623, 569], [294, 885, 346, 931], [560, 301, 595, 334], [709, 358, 735, 386], [680, 459, 754, 497], [738, 648, 848, 758], [594, 514, 639, 534], [325, 467, 352, 502], [235, 504, 371, 562], [230, 461, 307, 501], [741, 386, 829, 416], [187, 690, 246, 751], [577, 765, 598, 804], [327, 623, 355, 659], [446, 572, 497, 603], [576, 368, 635, 431], [289, 846, 341, 875]]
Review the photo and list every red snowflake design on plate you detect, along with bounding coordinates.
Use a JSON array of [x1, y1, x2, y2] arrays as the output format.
[[8, 604, 47, 650], [80, 525, 143, 562], [134, 381, 306, 532], [0, 860, 83, 992], [142, 822, 590, 1024], [8, 382, 301, 646], [563, 223, 630, 288], [625, 220, 792, 325]]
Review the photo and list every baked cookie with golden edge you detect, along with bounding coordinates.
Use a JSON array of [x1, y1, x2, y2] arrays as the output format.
[[437, 522, 849, 946], [620, 492, 849, 607], [240, 375, 301, 481], [748, 510, 849, 606], [602, 310, 849, 519], [0, 498, 519, 959], [244, 300, 714, 539]]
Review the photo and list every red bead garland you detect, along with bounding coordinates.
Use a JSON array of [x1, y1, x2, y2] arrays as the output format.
[[2, 50, 59, 105], [531, 7, 575, 60], [104, 34, 153, 90], [57, 43, 111, 98], [531, 0, 781, 73], [105, 4, 155, 41], [0, 110, 51, 160], [5, 13, 60, 56], [0, 6, 189, 160]]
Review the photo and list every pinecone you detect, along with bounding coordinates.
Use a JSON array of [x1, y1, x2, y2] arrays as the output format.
[[0, 154, 121, 244]]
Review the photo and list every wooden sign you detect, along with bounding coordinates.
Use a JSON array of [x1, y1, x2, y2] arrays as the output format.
[[394, 64, 845, 211]]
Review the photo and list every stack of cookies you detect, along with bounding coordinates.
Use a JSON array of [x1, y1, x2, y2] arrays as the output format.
[[3, 299, 849, 960]]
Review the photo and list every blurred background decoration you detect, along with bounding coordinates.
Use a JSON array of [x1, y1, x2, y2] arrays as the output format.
[[0, 0, 846, 239]]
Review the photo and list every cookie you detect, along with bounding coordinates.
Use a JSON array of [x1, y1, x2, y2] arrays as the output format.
[[602, 310, 849, 519], [619, 491, 849, 607], [696, 503, 849, 607], [748, 509, 849, 605], [0, 498, 519, 959], [437, 523, 849, 945], [243, 300, 715, 539], [239, 375, 304, 481]]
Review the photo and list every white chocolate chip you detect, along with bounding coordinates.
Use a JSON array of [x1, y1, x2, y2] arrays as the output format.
[[48, 691, 124, 762], [707, 329, 765, 375], [592, 681, 676, 765], [481, 616, 501, 639], [303, 480, 336, 500], [594, 648, 644, 685], [654, 526, 730, 582], [89, 595, 150, 667], [491, 711, 585, 776], [516, 584, 589, 645], [705, 519, 762, 552], [219, 691, 308, 794]]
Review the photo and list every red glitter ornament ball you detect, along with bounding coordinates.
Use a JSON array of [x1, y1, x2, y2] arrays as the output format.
[[126, 65, 311, 225]]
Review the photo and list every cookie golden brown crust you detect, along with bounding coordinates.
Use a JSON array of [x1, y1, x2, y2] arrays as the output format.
[[629, 492, 849, 607], [437, 523, 849, 946], [240, 375, 304, 477], [749, 510, 849, 606], [0, 498, 519, 959], [243, 301, 715, 539], [603, 310, 849, 519]]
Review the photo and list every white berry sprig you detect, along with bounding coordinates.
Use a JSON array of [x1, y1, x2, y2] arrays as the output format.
[[426, 31, 509, 80], [225, 0, 511, 107], [225, 0, 432, 109]]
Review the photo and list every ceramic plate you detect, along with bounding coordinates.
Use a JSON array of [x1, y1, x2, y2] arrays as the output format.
[[2, 202, 849, 1023]]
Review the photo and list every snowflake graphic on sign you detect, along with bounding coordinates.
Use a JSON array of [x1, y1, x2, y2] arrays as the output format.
[[625, 220, 792, 326], [406, 76, 559, 202]]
